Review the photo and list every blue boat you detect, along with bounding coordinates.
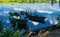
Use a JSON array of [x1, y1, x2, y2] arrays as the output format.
[[9, 10, 51, 31], [0, 4, 60, 37]]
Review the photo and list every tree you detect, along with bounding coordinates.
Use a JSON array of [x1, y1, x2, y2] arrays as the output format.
[[59, 0, 60, 6], [51, 0, 54, 6]]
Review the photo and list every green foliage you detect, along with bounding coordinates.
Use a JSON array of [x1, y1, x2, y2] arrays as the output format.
[[57, 15, 60, 26], [0, 21, 3, 33], [3, 29, 13, 37], [0, 21, 4, 37], [0, 0, 59, 4], [13, 30, 19, 37], [0, 20, 19, 37]]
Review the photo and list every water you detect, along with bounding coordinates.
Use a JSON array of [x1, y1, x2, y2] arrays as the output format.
[[0, 3, 60, 28]]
